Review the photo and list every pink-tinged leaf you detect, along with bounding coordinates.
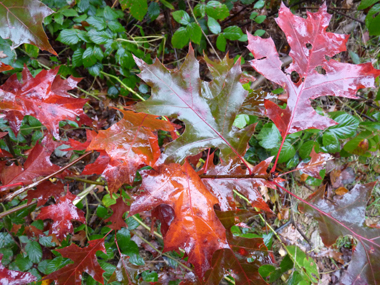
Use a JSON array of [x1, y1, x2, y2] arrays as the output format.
[[129, 162, 229, 278], [134, 46, 255, 170], [0, 135, 61, 186], [0, 67, 92, 139], [0, 253, 37, 284], [44, 238, 106, 285], [247, 4, 380, 170], [301, 182, 380, 284], [0, 0, 57, 54], [86, 109, 174, 194], [104, 197, 130, 230], [26, 180, 65, 207], [36, 192, 86, 240], [294, 148, 331, 179], [201, 155, 281, 212]]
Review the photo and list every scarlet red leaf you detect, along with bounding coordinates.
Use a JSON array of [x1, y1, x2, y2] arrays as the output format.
[[86, 109, 174, 194], [36, 192, 86, 240], [302, 182, 380, 283], [0, 253, 37, 284], [134, 46, 255, 169], [26, 180, 65, 206], [0, 67, 92, 139], [104, 197, 130, 230], [45, 238, 106, 285], [0, 135, 61, 186], [247, 4, 380, 169], [0, 0, 57, 54], [130, 162, 229, 277]]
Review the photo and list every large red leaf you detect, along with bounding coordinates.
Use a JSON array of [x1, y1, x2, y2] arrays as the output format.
[[0, 0, 56, 54], [134, 46, 255, 169], [26, 180, 65, 206], [0, 135, 61, 186], [86, 109, 174, 194], [44, 238, 106, 285], [129, 162, 229, 278], [0, 253, 37, 284], [247, 4, 380, 168], [301, 182, 380, 284], [36, 192, 86, 240], [0, 67, 92, 139]]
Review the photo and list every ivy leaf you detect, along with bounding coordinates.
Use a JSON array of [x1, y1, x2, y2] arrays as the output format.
[[130, 162, 229, 278], [0, 67, 92, 139], [0, 0, 56, 54], [301, 182, 380, 283], [86, 109, 174, 194], [36, 192, 86, 240], [247, 4, 380, 139], [104, 197, 130, 230], [0, 253, 37, 284], [44, 239, 106, 285], [134, 46, 255, 165], [0, 135, 61, 186]]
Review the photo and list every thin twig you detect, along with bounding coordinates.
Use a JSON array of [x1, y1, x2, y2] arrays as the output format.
[[0, 201, 37, 219], [327, 7, 365, 24], [65, 177, 105, 185]]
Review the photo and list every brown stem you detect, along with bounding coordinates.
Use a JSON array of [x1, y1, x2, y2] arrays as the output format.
[[327, 7, 365, 24], [65, 177, 105, 185], [199, 174, 269, 179], [2, 151, 94, 202], [0, 201, 37, 219]]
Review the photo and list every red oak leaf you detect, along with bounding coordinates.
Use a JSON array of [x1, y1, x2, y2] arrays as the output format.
[[0, 67, 92, 139], [104, 197, 130, 230], [130, 162, 229, 278], [0, 135, 61, 186], [36, 192, 86, 240], [247, 4, 380, 169], [26, 180, 65, 207], [201, 154, 282, 212], [44, 238, 106, 285], [0, 253, 37, 284], [301, 182, 380, 284], [134, 46, 255, 169], [294, 148, 331, 179], [86, 109, 174, 194]]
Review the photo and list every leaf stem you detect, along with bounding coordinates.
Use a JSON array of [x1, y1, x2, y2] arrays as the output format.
[[0, 201, 37, 219], [65, 177, 105, 185]]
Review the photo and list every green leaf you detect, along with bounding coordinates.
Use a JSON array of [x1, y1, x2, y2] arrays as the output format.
[[159, 0, 174, 9], [57, 29, 80, 45], [72, 48, 84, 68], [271, 141, 296, 163], [108, 20, 125, 33], [259, 264, 282, 282], [254, 0, 266, 9], [358, 0, 379, 10], [255, 15, 266, 24], [172, 10, 191, 25], [233, 114, 257, 129], [250, 11, 258, 20], [187, 23, 202, 44], [257, 123, 281, 149], [120, 0, 148, 21], [25, 241, 42, 263], [223, 26, 243, 40], [103, 6, 120, 20], [206, 1, 230, 20], [116, 48, 135, 69], [86, 16, 107, 30], [172, 27, 190, 49], [0, 248, 13, 265], [216, 34, 226, 51], [322, 132, 340, 153], [299, 141, 319, 159], [207, 17, 221, 34], [60, 8, 78, 17], [343, 131, 373, 156], [148, 2, 160, 21], [24, 44, 39, 58], [88, 62, 103, 77], [366, 4, 380, 35], [327, 114, 360, 139], [88, 30, 112, 45], [194, 3, 206, 18], [83, 46, 97, 68], [13, 255, 33, 271], [254, 29, 265, 36], [93, 46, 104, 61], [39, 236, 56, 248], [142, 271, 158, 282], [103, 193, 119, 207]]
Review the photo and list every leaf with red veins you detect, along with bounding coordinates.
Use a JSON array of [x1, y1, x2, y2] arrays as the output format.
[[26, 180, 65, 207], [0, 253, 37, 284], [295, 148, 331, 179], [302, 182, 380, 284], [129, 162, 229, 278], [44, 238, 106, 285], [36, 192, 86, 240], [247, 3, 380, 138], [0, 135, 61, 186], [0, 67, 92, 139], [201, 155, 279, 213], [134, 46, 255, 167], [86, 109, 174, 194], [104, 197, 130, 230], [0, 0, 57, 54]]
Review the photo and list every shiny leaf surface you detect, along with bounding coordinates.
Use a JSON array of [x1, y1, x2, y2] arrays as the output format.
[[0, 253, 37, 284], [294, 149, 331, 179], [26, 180, 65, 207]]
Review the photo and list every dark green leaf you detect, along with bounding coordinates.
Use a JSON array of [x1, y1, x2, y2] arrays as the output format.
[[206, 1, 229, 20], [25, 241, 42, 263], [207, 17, 221, 34], [83, 46, 97, 68], [216, 33, 226, 51], [72, 48, 84, 67], [172, 10, 191, 25], [187, 22, 202, 44], [172, 27, 190, 49], [223, 26, 243, 40]]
